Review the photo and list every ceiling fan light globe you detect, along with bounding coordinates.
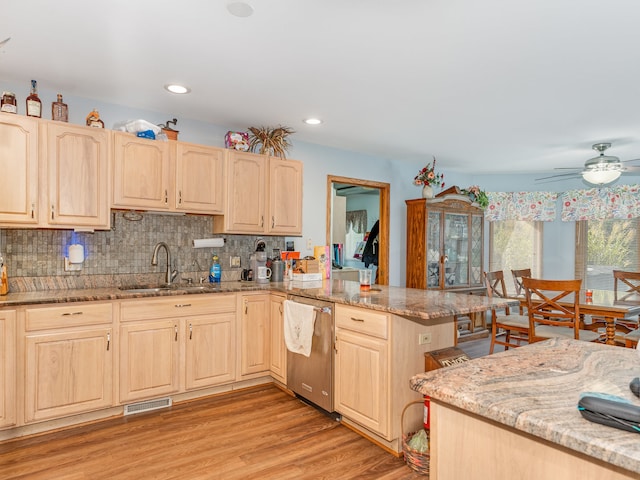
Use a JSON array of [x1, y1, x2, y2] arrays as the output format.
[[582, 169, 621, 185]]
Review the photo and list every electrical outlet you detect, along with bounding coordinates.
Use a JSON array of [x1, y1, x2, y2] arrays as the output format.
[[230, 256, 241, 268], [418, 333, 432, 345], [306, 238, 313, 250]]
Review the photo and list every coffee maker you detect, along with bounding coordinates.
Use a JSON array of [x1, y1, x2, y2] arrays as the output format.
[[250, 239, 269, 283]]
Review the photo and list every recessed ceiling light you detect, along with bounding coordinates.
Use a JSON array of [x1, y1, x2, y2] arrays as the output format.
[[164, 84, 191, 94], [227, 1, 254, 17], [303, 118, 323, 125]]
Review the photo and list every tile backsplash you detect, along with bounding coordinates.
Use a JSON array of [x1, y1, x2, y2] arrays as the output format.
[[0, 212, 285, 289]]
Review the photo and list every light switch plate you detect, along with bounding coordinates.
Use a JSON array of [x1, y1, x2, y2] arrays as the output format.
[[230, 256, 241, 268]]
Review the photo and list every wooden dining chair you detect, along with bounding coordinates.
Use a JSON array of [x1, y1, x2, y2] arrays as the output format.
[[511, 268, 531, 314], [623, 328, 640, 348], [522, 277, 604, 343], [614, 270, 640, 302], [484, 271, 529, 354]]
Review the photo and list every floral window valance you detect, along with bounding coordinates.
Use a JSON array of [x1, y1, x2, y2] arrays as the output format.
[[485, 191, 558, 222], [561, 184, 640, 221]]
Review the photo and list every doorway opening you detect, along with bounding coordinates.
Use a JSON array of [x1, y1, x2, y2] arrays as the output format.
[[326, 175, 390, 285]]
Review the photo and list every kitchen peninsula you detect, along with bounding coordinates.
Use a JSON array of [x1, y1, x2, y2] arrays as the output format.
[[410, 338, 640, 479], [0, 278, 513, 454]]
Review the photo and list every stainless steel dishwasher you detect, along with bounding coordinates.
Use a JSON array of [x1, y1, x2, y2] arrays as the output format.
[[286, 295, 335, 413]]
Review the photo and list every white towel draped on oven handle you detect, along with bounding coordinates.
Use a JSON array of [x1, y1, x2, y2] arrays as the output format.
[[283, 300, 317, 357]]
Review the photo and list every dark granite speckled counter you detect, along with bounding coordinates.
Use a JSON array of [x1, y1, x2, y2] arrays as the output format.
[[410, 338, 640, 476], [0, 279, 515, 322]]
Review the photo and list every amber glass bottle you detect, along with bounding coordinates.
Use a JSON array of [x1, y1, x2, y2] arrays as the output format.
[[51, 93, 68, 122], [26, 80, 42, 118]]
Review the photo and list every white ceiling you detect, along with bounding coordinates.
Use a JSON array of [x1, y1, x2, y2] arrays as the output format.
[[3, 0, 640, 176]]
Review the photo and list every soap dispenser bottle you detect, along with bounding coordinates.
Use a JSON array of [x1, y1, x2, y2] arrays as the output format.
[[209, 254, 221, 283]]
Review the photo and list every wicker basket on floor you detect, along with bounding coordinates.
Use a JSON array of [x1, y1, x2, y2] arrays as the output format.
[[401, 400, 430, 475]]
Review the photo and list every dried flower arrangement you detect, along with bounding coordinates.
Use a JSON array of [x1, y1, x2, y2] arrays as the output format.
[[248, 125, 295, 158]]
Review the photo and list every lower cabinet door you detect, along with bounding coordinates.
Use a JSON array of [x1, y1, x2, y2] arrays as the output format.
[[119, 320, 180, 403], [334, 328, 389, 438], [25, 327, 113, 423], [185, 314, 236, 390], [0, 310, 16, 428]]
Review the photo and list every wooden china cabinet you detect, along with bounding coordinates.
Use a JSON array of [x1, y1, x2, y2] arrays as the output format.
[[406, 193, 486, 341]]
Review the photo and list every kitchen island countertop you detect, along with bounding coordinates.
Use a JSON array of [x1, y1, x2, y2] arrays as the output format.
[[410, 337, 640, 475], [0, 279, 513, 322]]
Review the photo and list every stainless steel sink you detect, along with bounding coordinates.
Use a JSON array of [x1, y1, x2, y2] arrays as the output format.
[[118, 285, 172, 293]]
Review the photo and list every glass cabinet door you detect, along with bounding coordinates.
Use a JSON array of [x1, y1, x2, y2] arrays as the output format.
[[426, 211, 441, 287], [444, 213, 469, 288]]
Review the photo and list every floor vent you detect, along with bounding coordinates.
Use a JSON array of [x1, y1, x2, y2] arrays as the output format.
[[124, 397, 172, 416]]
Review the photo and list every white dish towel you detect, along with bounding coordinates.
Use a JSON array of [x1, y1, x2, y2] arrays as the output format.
[[283, 300, 317, 357]]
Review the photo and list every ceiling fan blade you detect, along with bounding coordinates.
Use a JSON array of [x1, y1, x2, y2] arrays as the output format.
[[622, 165, 640, 173], [622, 158, 640, 164], [536, 171, 581, 181], [553, 167, 582, 171]]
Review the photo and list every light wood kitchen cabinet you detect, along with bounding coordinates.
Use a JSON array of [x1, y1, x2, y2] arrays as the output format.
[[213, 151, 302, 235], [119, 319, 180, 402], [334, 305, 390, 437], [112, 134, 226, 215], [334, 304, 450, 452], [0, 113, 39, 226], [239, 293, 271, 376], [185, 310, 236, 390], [0, 115, 110, 229], [269, 293, 286, 384], [112, 131, 172, 211], [23, 303, 114, 423], [44, 121, 110, 229], [119, 294, 237, 403], [174, 142, 225, 214], [0, 310, 16, 429]]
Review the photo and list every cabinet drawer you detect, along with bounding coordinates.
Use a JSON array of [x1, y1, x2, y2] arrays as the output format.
[[335, 305, 389, 339], [121, 293, 236, 321], [25, 302, 113, 331]]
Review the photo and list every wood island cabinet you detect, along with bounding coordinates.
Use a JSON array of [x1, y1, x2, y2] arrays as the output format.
[[119, 294, 236, 403], [0, 310, 16, 429], [239, 293, 271, 377], [269, 293, 286, 384], [334, 304, 453, 453], [406, 195, 484, 291], [213, 151, 302, 235], [23, 303, 114, 423]]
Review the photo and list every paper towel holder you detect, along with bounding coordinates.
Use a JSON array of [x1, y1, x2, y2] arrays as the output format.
[[64, 244, 85, 272]]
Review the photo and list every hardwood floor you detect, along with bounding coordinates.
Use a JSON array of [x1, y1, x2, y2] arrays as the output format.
[[0, 385, 424, 480]]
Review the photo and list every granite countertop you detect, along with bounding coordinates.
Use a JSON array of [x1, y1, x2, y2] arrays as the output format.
[[0, 279, 514, 321], [410, 338, 640, 473]]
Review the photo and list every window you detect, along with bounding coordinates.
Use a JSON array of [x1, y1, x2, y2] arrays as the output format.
[[489, 220, 543, 295], [575, 219, 640, 290]]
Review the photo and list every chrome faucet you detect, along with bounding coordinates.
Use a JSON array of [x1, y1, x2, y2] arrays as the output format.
[[151, 242, 178, 285]]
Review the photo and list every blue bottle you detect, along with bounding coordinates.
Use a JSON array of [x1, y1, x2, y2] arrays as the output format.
[[209, 254, 221, 283]]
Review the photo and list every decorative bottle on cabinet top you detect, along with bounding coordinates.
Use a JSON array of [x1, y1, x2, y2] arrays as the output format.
[[51, 93, 68, 122], [26, 80, 42, 118]]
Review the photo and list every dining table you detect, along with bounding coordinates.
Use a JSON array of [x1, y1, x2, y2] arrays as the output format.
[[517, 289, 640, 346]]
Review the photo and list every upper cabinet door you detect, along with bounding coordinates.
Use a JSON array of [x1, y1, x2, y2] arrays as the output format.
[[0, 113, 39, 226], [218, 151, 266, 233], [267, 158, 302, 235], [112, 131, 171, 210], [175, 142, 225, 214], [45, 122, 110, 229]]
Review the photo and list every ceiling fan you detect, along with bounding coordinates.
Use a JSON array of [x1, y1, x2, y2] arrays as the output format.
[[536, 143, 640, 185]]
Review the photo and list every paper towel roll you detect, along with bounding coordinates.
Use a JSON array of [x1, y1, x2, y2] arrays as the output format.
[[192, 238, 225, 248], [68, 244, 85, 263]]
